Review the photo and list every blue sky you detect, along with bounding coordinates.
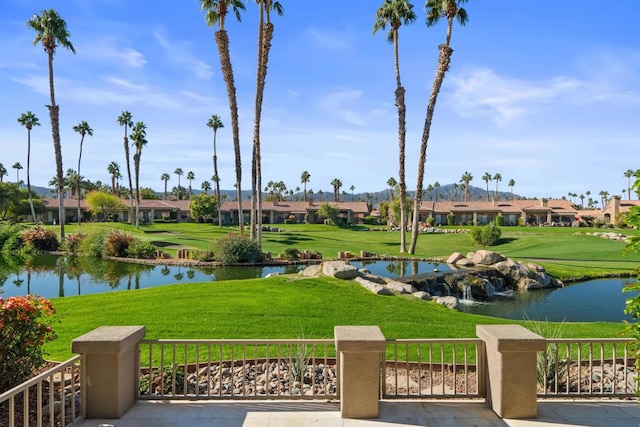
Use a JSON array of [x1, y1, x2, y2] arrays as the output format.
[[1, 0, 639, 200]]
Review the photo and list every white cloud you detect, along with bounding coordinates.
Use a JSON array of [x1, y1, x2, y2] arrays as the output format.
[[153, 29, 213, 80], [318, 89, 386, 127], [303, 27, 350, 50], [75, 38, 146, 68]]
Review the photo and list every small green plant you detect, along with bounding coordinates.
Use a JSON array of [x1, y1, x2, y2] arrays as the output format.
[[21, 226, 60, 252], [127, 240, 157, 259], [0, 295, 56, 393], [496, 215, 504, 226], [470, 221, 502, 246], [139, 364, 185, 396], [425, 216, 435, 226], [78, 230, 108, 257], [283, 247, 300, 261], [190, 250, 215, 262], [2, 233, 25, 253], [517, 217, 524, 226], [525, 318, 570, 392], [447, 214, 455, 225], [213, 234, 264, 264]]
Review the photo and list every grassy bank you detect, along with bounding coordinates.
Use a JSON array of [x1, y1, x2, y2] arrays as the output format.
[[44, 275, 626, 361]]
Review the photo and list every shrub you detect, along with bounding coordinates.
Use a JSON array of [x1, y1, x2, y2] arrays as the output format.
[[65, 233, 87, 252], [426, 217, 435, 226], [190, 250, 215, 262], [127, 240, 157, 259], [21, 226, 60, 252], [284, 215, 296, 224], [2, 233, 25, 253], [104, 230, 135, 257], [78, 231, 108, 258], [213, 234, 264, 264], [0, 295, 56, 393], [363, 216, 378, 225], [447, 214, 455, 226], [470, 221, 502, 246], [0, 224, 25, 249], [283, 247, 300, 261], [496, 215, 504, 226], [517, 217, 524, 226]]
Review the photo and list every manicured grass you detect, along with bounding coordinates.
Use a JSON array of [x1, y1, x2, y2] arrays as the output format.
[[44, 275, 627, 361]]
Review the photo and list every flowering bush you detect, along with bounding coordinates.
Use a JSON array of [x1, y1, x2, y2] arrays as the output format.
[[0, 295, 56, 392]]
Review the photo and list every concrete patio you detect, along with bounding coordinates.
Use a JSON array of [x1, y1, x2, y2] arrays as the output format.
[[79, 399, 640, 427]]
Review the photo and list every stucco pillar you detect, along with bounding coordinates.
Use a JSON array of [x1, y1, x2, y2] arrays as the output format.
[[334, 326, 385, 419], [476, 325, 545, 419], [72, 326, 146, 419], [473, 211, 478, 225]]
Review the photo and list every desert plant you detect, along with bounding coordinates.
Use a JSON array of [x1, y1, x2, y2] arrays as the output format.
[[213, 234, 264, 264], [104, 229, 135, 257], [21, 226, 60, 252], [525, 318, 571, 392]]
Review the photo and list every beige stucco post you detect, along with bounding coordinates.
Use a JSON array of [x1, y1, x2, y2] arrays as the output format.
[[334, 326, 385, 419], [72, 326, 146, 419], [476, 325, 545, 419]]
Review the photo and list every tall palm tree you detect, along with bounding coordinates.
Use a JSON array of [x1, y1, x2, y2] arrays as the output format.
[[174, 168, 184, 190], [451, 182, 459, 200], [250, 0, 284, 245], [28, 9, 75, 239], [186, 171, 196, 198], [0, 163, 6, 183], [201, 0, 246, 232], [17, 111, 40, 223], [579, 193, 585, 209], [624, 169, 635, 201], [12, 163, 23, 185], [374, 0, 416, 253], [481, 172, 492, 201], [117, 111, 135, 224], [426, 184, 434, 200], [433, 181, 440, 201], [107, 162, 120, 194], [387, 177, 397, 201], [409, 0, 468, 254], [331, 178, 343, 202], [201, 180, 212, 194], [207, 114, 225, 226], [508, 178, 515, 200], [130, 121, 148, 229], [73, 120, 93, 225], [161, 173, 171, 200], [493, 172, 502, 200], [460, 171, 472, 202], [350, 185, 355, 200], [300, 171, 311, 202]]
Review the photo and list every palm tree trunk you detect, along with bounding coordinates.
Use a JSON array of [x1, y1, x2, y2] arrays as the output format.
[[215, 30, 243, 232], [408, 42, 454, 254], [213, 144, 222, 227], [134, 152, 140, 229], [77, 135, 84, 226], [26, 129, 37, 223], [47, 50, 65, 239], [124, 134, 134, 225], [393, 29, 407, 253]]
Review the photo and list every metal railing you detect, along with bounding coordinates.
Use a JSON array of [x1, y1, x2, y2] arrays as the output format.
[[537, 338, 637, 398], [382, 339, 483, 399], [137, 339, 338, 400], [0, 356, 83, 427]]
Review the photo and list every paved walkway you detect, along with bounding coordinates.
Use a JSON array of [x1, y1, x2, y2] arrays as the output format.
[[79, 399, 640, 427]]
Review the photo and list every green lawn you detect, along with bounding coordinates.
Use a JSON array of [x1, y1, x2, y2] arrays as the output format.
[[45, 275, 626, 361]]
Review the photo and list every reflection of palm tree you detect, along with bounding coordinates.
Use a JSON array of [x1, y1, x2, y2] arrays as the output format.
[[160, 266, 171, 276], [174, 273, 184, 281], [187, 270, 196, 279]]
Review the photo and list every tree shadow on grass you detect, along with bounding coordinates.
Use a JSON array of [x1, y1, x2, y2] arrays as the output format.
[[270, 235, 313, 245], [496, 237, 517, 245]]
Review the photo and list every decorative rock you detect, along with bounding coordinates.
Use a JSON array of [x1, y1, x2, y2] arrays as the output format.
[[412, 291, 431, 300], [386, 280, 418, 294], [298, 264, 322, 277], [446, 252, 464, 264], [433, 296, 458, 310], [456, 258, 474, 267], [322, 261, 358, 279], [357, 272, 387, 284], [355, 277, 394, 295], [471, 250, 505, 266], [265, 272, 280, 278]]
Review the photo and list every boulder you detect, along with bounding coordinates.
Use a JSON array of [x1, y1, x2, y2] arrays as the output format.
[[354, 277, 394, 295], [527, 262, 552, 287], [446, 252, 464, 264], [433, 296, 458, 310], [456, 258, 474, 267], [471, 250, 505, 266], [517, 277, 545, 290], [298, 264, 323, 277], [494, 259, 532, 283], [386, 280, 418, 294], [412, 291, 431, 300], [265, 272, 280, 278], [357, 272, 387, 284], [322, 261, 358, 279]]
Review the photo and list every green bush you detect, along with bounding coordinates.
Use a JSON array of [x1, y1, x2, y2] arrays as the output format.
[[447, 214, 455, 226], [2, 233, 25, 253], [213, 234, 264, 264], [0, 295, 56, 393], [470, 221, 502, 246], [517, 217, 524, 226], [190, 250, 215, 262], [21, 226, 60, 252], [283, 247, 300, 261], [426, 217, 435, 226], [363, 216, 378, 225], [496, 215, 504, 226], [105, 230, 135, 257], [127, 240, 157, 259], [153, 218, 178, 224], [79, 231, 108, 258], [0, 224, 25, 250]]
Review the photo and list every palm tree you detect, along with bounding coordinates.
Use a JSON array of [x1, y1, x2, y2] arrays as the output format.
[[579, 193, 585, 209], [433, 181, 441, 201], [451, 182, 459, 200], [201, 0, 246, 232], [187, 171, 195, 199], [117, 111, 135, 224], [374, 0, 416, 253], [426, 184, 434, 201], [460, 171, 472, 202], [408, 0, 469, 254], [107, 162, 120, 194], [174, 168, 184, 190], [493, 173, 502, 200], [161, 173, 171, 200], [331, 178, 343, 202], [130, 121, 148, 229], [17, 111, 40, 223], [250, 0, 284, 245], [387, 177, 397, 201], [12, 163, 23, 185], [481, 172, 492, 201], [301, 170, 311, 202], [72, 120, 93, 225], [201, 180, 212, 194], [207, 114, 225, 227], [508, 179, 515, 200], [0, 163, 6, 183], [350, 185, 355, 200], [624, 169, 635, 201], [28, 9, 76, 239], [65, 169, 83, 202]]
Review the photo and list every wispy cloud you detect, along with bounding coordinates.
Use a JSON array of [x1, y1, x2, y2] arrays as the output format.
[[303, 27, 350, 50], [75, 37, 146, 68], [153, 29, 213, 80], [318, 89, 386, 126]]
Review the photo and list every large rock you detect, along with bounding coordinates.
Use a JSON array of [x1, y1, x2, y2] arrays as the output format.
[[298, 264, 323, 277], [494, 259, 533, 282], [471, 250, 505, 266], [446, 252, 464, 264], [322, 261, 358, 279], [386, 280, 418, 294], [354, 277, 394, 295], [527, 262, 552, 287], [517, 277, 545, 290], [357, 272, 387, 284], [433, 296, 458, 310], [412, 291, 431, 300]]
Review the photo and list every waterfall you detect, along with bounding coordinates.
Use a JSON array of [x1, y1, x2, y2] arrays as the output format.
[[441, 283, 451, 296], [484, 280, 496, 297], [462, 284, 473, 301]]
